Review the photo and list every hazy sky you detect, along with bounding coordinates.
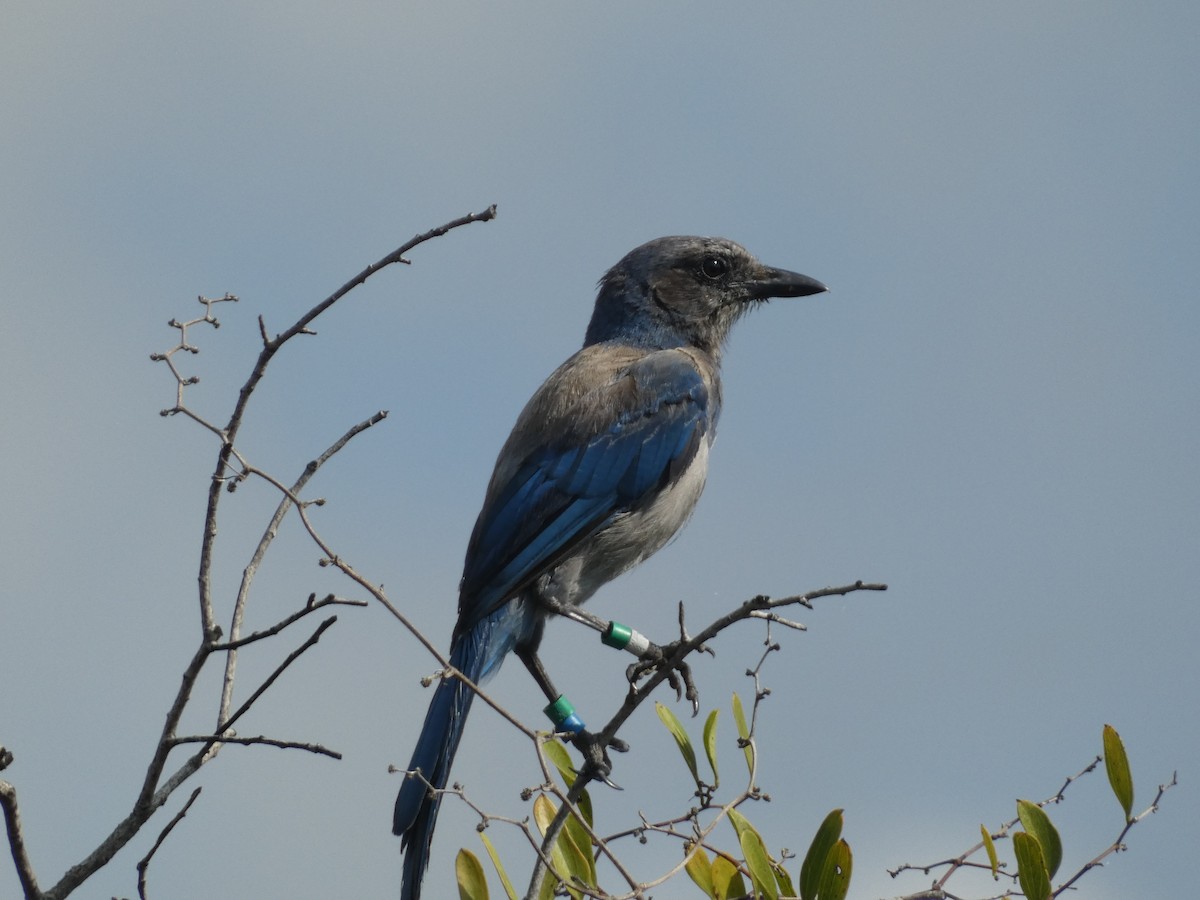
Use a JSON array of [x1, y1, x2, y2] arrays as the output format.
[[2, 3, 1196, 899]]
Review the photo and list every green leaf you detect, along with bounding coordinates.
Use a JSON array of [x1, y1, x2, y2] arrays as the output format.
[[799, 809, 843, 900], [683, 843, 716, 897], [532, 795, 582, 899], [815, 839, 852, 900], [576, 787, 594, 830], [1017, 799, 1063, 879], [728, 808, 778, 900], [539, 740, 593, 827], [1103, 723, 1135, 822], [980, 825, 1000, 880], [772, 861, 796, 897], [731, 693, 753, 775], [657, 701, 701, 786], [711, 854, 746, 900], [543, 738, 577, 787], [561, 805, 597, 888], [1013, 831, 1052, 900], [536, 863, 557, 900], [479, 834, 517, 900], [703, 708, 721, 788], [456, 848, 489, 900]]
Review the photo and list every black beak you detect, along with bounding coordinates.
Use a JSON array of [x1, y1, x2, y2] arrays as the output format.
[[746, 265, 828, 300]]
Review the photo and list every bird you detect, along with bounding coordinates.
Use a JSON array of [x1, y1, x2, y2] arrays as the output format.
[[393, 235, 827, 898]]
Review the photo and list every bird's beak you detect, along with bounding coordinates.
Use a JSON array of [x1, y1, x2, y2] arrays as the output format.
[[745, 265, 828, 300]]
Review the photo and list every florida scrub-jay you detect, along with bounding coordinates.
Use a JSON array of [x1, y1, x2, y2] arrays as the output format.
[[393, 235, 827, 898]]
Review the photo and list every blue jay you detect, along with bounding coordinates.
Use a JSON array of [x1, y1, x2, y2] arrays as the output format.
[[393, 235, 826, 898]]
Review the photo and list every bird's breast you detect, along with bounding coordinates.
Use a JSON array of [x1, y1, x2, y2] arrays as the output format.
[[566, 437, 711, 604]]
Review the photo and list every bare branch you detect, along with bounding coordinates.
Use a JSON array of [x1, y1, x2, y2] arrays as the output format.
[[0, 778, 41, 899], [149, 294, 238, 417], [170, 736, 341, 759], [886, 759, 1177, 900], [195, 205, 495, 641], [11, 212, 499, 900], [525, 602, 799, 900], [136, 787, 202, 900], [600, 582, 887, 760], [228, 454, 538, 743], [217, 616, 338, 736], [211, 594, 367, 652], [1051, 771, 1178, 896], [218, 409, 387, 724], [135, 644, 213, 813]]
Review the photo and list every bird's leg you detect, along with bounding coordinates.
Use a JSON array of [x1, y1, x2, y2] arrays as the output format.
[[515, 644, 628, 787], [532, 592, 609, 635], [622, 603, 708, 715], [515, 643, 565, 706], [536, 592, 705, 716]]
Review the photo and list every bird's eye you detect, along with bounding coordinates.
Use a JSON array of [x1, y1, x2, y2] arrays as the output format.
[[700, 256, 728, 279]]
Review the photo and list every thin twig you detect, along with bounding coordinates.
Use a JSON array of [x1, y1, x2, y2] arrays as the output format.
[[218, 410, 388, 723], [1051, 772, 1178, 896], [136, 787, 202, 900], [889, 756, 1104, 884], [233, 456, 537, 742], [598, 583, 886, 765], [217, 617, 338, 736], [210, 594, 368, 652], [170, 736, 341, 759]]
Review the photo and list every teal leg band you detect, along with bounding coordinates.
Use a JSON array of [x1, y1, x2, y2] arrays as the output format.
[[544, 695, 586, 735]]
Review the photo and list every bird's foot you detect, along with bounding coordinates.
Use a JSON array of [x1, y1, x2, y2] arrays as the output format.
[[570, 729, 629, 789], [626, 641, 701, 715]]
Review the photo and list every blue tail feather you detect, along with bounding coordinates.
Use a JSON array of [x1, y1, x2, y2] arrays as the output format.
[[395, 605, 531, 900]]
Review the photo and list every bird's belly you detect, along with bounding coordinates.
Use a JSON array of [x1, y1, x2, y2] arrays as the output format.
[[561, 439, 710, 605]]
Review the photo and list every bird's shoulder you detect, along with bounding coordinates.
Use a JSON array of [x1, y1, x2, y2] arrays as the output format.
[[514, 343, 717, 443]]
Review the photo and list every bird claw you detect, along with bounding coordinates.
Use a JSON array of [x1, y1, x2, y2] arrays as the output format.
[[625, 641, 701, 716], [571, 729, 628, 789]]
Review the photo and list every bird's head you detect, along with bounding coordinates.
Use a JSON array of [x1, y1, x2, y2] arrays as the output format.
[[585, 236, 827, 354]]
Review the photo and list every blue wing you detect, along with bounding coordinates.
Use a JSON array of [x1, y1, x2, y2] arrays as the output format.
[[455, 350, 713, 633]]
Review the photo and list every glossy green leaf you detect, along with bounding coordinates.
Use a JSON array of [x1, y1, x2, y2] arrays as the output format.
[[728, 808, 778, 900], [532, 795, 581, 900], [703, 708, 721, 788], [540, 740, 594, 827], [815, 839, 853, 900], [980, 825, 1000, 881], [561, 805, 597, 888], [1017, 799, 1063, 879], [657, 701, 701, 786], [479, 834, 517, 900], [531, 793, 554, 834], [578, 788, 594, 829], [1103, 723, 1135, 822], [536, 863, 557, 900], [554, 826, 591, 895], [731, 692, 753, 775], [1013, 831, 1051, 900], [711, 854, 746, 900], [456, 848, 489, 900], [799, 809, 843, 900], [683, 843, 715, 897], [772, 861, 796, 897], [530, 796, 564, 900], [543, 738, 577, 787]]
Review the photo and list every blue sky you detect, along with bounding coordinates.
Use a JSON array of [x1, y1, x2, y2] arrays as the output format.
[[2, 3, 1196, 898]]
